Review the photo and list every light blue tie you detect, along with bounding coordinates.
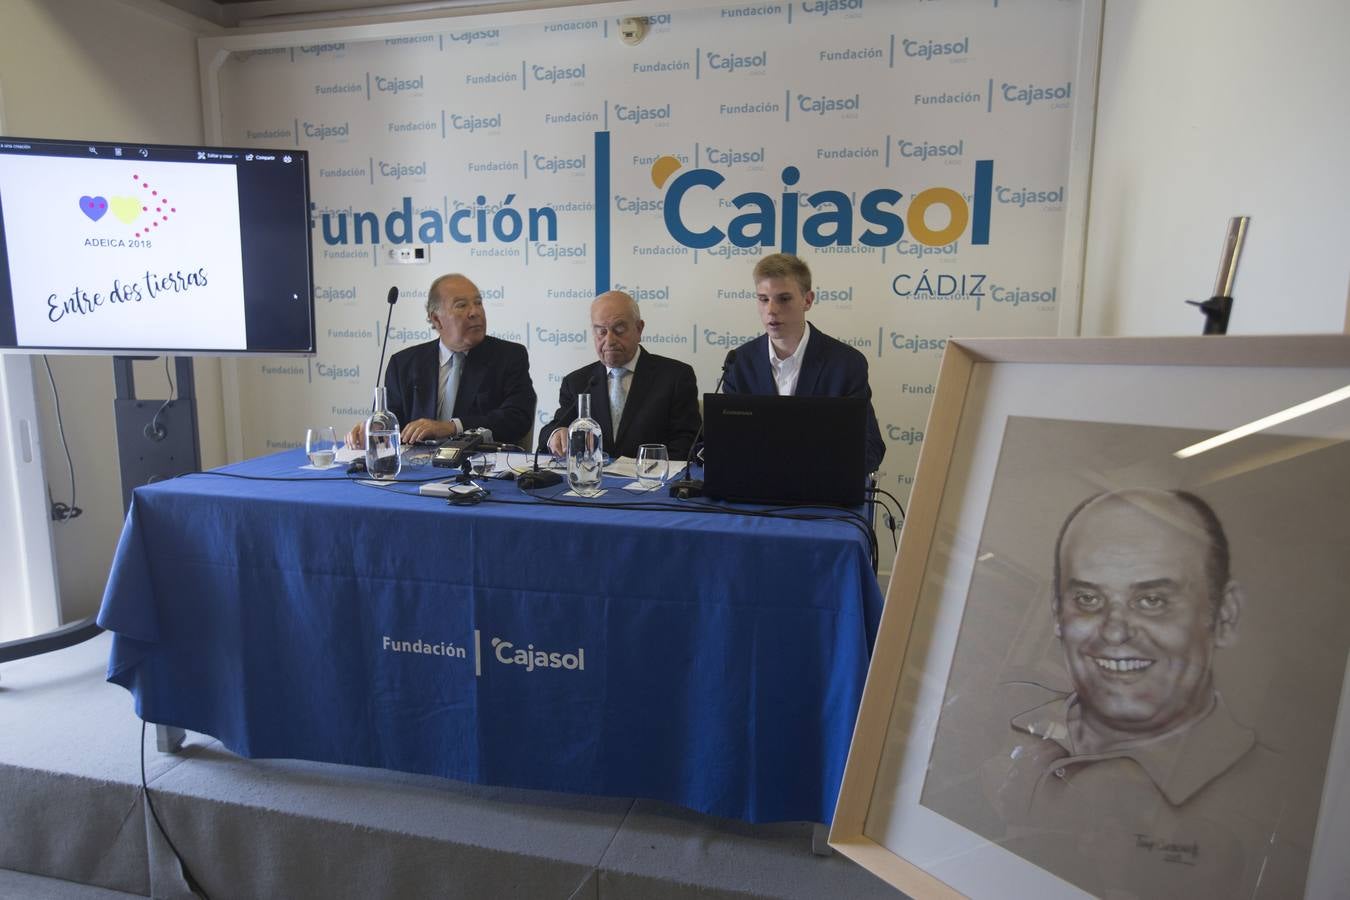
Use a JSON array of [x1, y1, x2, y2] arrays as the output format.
[[608, 368, 627, 431], [439, 352, 462, 421]]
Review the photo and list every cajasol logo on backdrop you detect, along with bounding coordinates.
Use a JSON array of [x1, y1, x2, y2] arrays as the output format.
[[532, 152, 587, 176], [889, 332, 948, 354], [999, 81, 1073, 108], [447, 28, 501, 46], [315, 284, 357, 303], [301, 121, 350, 142], [297, 42, 346, 58], [886, 424, 925, 446], [989, 282, 1057, 308], [448, 111, 503, 134], [996, 183, 1065, 209], [532, 241, 588, 263], [315, 362, 361, 382], [649, 154, 993, 253], [800, 0, 864, 17], [900, 36, 970, 61], [377, 159, 429, 181], [613, 102, 673, 126], [613, 194, 664, 217], [793, 92, 861, 119], [704, 50, 769, 75], [812, 284, 854, 304], [373, 73, 425, 95], [702, 326, 762, 350], [704, 145, 765, 170], [896, 138, 965, 162], [535, 325, 588, 346], [610, 281, 671, 306], [531, 62, 587, 84]]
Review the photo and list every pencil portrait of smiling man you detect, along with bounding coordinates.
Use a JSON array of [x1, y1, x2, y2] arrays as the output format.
[[1043, 488, 1243, 760], [916, 414, 1350, 900]]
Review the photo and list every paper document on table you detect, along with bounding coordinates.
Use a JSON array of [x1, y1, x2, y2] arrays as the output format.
[[603, 456, 640, 478], [335, 446, 362, 463]]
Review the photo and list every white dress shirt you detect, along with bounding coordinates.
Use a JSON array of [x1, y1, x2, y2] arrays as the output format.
[[768, 324, 811, 396]]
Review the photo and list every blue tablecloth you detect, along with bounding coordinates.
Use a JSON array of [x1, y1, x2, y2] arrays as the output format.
[[97, 450, 883, 824]]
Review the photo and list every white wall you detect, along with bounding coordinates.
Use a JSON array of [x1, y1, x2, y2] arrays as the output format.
[[1081, 0, 1350, 336], [0, 0, 220, 621]]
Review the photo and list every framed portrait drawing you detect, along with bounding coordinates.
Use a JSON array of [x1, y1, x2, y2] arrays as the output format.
[[831, 335, 1350, 899]]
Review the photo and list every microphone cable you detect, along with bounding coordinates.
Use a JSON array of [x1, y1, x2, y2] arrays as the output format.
[[42, 356, 83, 522], [139, 720, 210, 899]]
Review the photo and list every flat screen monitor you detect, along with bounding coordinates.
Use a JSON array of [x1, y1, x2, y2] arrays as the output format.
[[0, 136, 315, 355]]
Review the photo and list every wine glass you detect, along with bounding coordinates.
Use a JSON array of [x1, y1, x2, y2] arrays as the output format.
[[305, 426, 339, 468], [637, 444, 669, 490]]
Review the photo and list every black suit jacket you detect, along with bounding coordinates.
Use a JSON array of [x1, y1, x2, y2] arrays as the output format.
[[723, 324, 886, 473], [383, 336, 536, 446], [537, 347, 701, 459]]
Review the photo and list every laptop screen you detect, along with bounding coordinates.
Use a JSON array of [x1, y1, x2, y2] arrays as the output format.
[[702, 393, 867, 506]]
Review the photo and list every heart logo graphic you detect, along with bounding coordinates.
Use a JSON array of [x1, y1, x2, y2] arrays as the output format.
[[109, 196, 142, 225], [79, 196, 108, 222]]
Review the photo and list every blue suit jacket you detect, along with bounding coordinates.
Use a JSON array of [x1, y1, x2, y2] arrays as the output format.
[[723, 324, 886, 474], [383, 336, 536, 446]]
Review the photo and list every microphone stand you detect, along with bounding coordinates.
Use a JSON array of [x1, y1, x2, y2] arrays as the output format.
[[520, 371, 602, 490], [1187, 216, 1248, 336], [349, 286, 400, 473], [372, 285, 400, 411], [669, 349, 736, 499]]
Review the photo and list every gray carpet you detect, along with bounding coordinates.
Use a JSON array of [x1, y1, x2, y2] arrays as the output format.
[[0, 633, 903, 900]]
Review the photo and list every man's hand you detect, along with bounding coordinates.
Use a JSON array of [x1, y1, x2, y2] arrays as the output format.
[[402, 418, 458, 445], [546, 427, 566, 458], [347, 422, 364, 449]]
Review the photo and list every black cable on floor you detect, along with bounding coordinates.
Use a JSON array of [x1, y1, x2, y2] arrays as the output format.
[[140, 720, 210, 900], [42, 356, 82, 522]]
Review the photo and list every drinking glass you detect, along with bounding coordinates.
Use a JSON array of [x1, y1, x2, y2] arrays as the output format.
[[637, 444, 669, 490], [305, 426, 339, 468]]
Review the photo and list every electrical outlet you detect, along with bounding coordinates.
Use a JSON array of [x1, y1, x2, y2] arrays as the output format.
[[388, 246, 429, 265]]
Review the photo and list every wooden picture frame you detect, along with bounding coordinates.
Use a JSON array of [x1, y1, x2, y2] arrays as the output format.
[[831, 335, 1350, 899]]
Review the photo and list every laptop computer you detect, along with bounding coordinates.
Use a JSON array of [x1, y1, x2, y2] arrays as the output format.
[[701, 393, 868, 506]]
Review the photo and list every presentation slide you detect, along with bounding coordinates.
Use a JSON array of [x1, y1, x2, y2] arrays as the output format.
[[0, 154, 246, 350]]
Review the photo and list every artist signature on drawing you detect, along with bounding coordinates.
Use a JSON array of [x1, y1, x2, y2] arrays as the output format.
[[1134, 834, 1199, 865]]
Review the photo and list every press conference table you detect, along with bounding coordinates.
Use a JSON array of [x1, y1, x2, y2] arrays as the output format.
[[96, 450, 883, 824]]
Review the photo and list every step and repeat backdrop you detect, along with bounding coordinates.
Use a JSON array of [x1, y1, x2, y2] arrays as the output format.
[[216, 0, 1088, 496]]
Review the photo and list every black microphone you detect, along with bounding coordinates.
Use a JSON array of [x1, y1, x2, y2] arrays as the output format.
[[669, 349, 736, 499], [517, 446, 562, 490], [371, 285, 399, 411], [520, 371, 601, 490]]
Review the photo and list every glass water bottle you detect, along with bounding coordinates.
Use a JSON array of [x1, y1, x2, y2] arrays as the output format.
[[364, 386, 402, 480], [566, 393, 603, 496]]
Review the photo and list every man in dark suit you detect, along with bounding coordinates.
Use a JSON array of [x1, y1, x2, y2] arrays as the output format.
[[538, 291, 701, 460], [347, 273, 536, 448], [723, 253, 885, 473]]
